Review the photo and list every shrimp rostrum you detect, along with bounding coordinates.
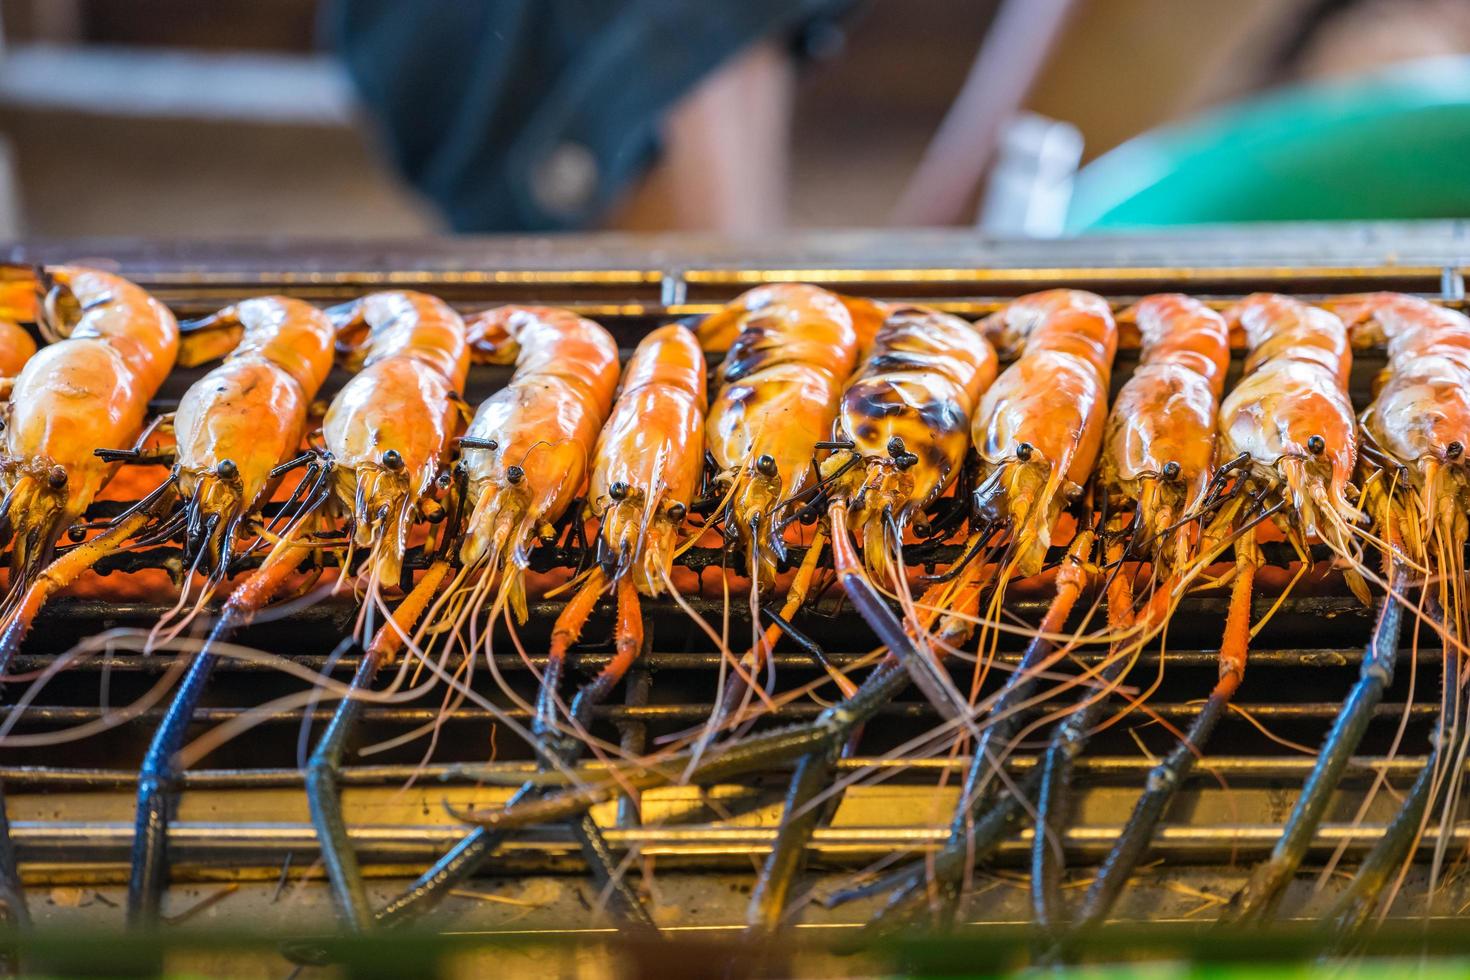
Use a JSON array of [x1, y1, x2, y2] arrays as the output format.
[[305, 305, 621, 931], [128, 290, 468, 925]]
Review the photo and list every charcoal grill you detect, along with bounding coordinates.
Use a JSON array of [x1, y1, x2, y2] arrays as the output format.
[[4, 222, 1470, 954]]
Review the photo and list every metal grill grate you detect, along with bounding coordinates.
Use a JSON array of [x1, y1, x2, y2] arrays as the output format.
[[5, 226, 1470, 934]]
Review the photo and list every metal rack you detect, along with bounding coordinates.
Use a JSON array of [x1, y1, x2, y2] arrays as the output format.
[[5, 222, 1470, 940]]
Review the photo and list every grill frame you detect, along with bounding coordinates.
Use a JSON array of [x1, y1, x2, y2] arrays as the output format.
[[7, 221, 1470, 937]]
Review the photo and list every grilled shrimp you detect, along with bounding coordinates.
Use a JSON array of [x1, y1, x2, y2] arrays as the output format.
[[324, 291, 470, 585], [305, 305, 621, 931], [1154, 293, 1368, 924], [464, 323, 704, 933], [128, 290, 468, 926], [0, 266, 178, 596], [541, 323, 705, 703], [696, 284, 864, 739], [739, 305, 997, 933], [1241, 293, 1470, 934], [703, 283, 861, 585], [971, 289, 1117, 577]]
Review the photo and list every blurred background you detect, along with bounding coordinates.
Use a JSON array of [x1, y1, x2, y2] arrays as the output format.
[[0, 0, 1465, 239]]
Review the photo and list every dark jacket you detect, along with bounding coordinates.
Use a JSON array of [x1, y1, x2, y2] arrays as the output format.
[[330, 0, 851, 232]]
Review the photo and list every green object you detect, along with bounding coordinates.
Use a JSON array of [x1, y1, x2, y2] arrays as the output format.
[[1066, 56, 1470, 231]]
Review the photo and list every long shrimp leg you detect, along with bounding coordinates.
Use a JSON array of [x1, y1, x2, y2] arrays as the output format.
[[710, 528, 831, 735], [1030, 537, 1139, 930], [552, 574, 659, 933], [744, 505, 996, 934], [306, 560, 451, 931], [1222, 568, 1408, 924], [128, 537, 306, 925], [852, 532, 1095, 932], [1076, 533, 1259, 927], [363, 570, 615, 929], [1324, 663, 1455, 942]]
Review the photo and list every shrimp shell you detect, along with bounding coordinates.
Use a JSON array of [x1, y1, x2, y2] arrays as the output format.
[[1101, 294, 1230, 511], [705, 284, 861, 579], [172, 297, 336, 526], [1331, 293, 1470, 466], [590, 323, 706, 595], [324, 291, 470, 581], [972, 290, 1116, 575], [459, 306, 621, 569], [1218, 293, 1360, 540], [1, 267, 178, 571]]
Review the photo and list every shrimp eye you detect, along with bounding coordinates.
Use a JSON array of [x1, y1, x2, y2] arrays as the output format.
[[46, 465, 67, 489], [1015, 442, 1034, 462], [382, 449, 405, 471], [886, 436, 907, 459], [1306, 435, 1326, 456], [67, 525, 86, 543], [798, 506, 818, 526], [913, 519, 933, 537], [505, 464, 525, 485], [1448, 440, 1464, 460], [609, 481, 631, 501], [1161, 460, 1181, 481], [755, 454, 777, 477], [216, 458, 238, 480], [436, 470, 452, 490], [667, 502, 687, 522]]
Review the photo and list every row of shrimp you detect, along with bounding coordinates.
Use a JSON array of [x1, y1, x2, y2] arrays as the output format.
[[0, 266, 1458, 951], [429, 285, 1464, 948]]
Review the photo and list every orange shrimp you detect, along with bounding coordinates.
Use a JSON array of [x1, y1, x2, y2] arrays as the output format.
[[698, 285, 864, 738], [128, 290, 468, 926], [1236, 293, 1470, 933], [0, 266, 178, 594], [820, 290, 1116, 932], [824, 305, 998, 587], [323, 291, 470, 586], [971, 289, 1117, 578], [703, 283, 861, 584], [303, 305, 622, 931], [539, 324, 704, 690], [1044, 295, 1231, 929]]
